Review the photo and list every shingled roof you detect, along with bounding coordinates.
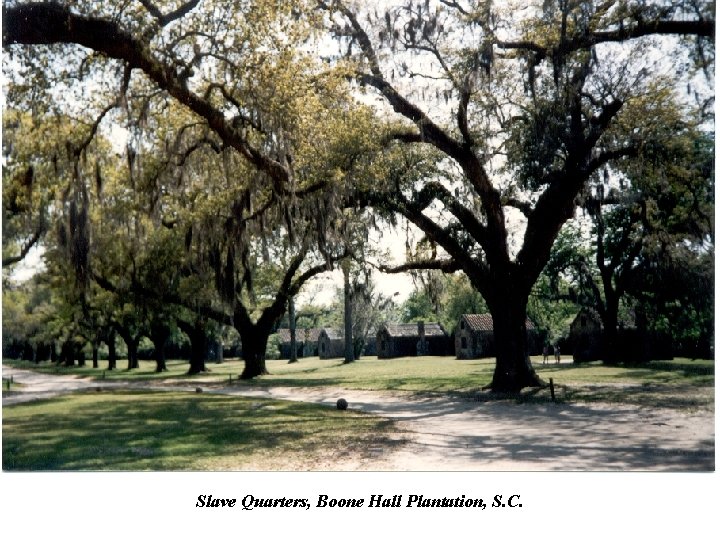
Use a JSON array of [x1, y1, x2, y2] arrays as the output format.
[[381, 322, 447, 338], [277, 328, 322, 343], [461, 314, 535, 332], [319, 328, 343, 340]]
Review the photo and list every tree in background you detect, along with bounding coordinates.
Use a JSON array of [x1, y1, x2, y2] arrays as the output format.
[[543, 124, 714, 362], [319, 0, 713, 390], [400, 272, 487, 333], [3, 1, 714, 389], [3, 0, 385, 378]]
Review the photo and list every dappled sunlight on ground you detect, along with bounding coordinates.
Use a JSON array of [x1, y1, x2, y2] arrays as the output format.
[[3, 365, 714, 471]]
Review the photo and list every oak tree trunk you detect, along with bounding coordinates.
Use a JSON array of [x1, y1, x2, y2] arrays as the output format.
[[61, 339, 75, 367], [150, 326, 170, 372], [239, 329, 270, 379], [125, 338, 139, 370], [187, 323, 208, 375], [599, 293, 621, 365], [487, 287, 544, 393]]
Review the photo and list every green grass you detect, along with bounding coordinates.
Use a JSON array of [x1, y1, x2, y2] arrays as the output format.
[[5, 355, 714, 390], [2, 356, 713, 470], [3, 358, 242, 382], [5, 355, 714, 408], [2, 390, 402, 471], [249, 356, 498, 392]]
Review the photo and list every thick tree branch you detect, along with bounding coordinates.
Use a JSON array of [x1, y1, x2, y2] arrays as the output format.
[[137, 0, 200, 28], [2, 2, 290, 188], [375, 258, 461, 275], [587, 145, 639, 175], [497, 18, 714, 60], [516, 97, 626, 284], [2, 223, 45, 266], [413, 181, 488, 247], [366, 188, 491, 288], [502, 196, 532, 217]]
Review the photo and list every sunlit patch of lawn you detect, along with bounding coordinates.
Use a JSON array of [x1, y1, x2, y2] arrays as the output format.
[[4, 356, 713, 409], [2, 391, 402, 471]]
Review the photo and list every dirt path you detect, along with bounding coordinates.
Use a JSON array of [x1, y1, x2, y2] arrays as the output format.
[[3, 367, 714, 471]]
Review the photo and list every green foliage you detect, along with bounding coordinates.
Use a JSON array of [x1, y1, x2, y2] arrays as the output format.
[[400, 273, 487, 331], [527, 275, 577, 344], [2, 0, 713, 388], [265, 334, 281, 360], [400, 290, 436, 323]]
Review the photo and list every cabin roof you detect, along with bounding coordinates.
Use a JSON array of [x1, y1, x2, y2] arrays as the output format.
[[380, 322, 447, 338], [276, 328, 322, 343], [320, 328, 344, 341], [461, 314, 536, 332]]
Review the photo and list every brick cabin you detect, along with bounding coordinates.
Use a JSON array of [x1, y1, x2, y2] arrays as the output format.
[[317, 328, 345, 359], [455, 314, 540, 359], [276, 328, 322, 359], [376, 321, 452, 358]]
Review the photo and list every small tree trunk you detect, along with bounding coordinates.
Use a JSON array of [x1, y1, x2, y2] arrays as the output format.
[[343, 264, 354, 364], [107, 330, 117, 371], [150, 326, 170, 372], [76, 344, 86, 367], [288, 296, 298, 364], [152, 337, 168, 372], [186, 321, 208, 375], [61, 339, 75, 367], [92, 342, 99, 368], [126, 339, 139, 370], [600, 295, 621, 365]]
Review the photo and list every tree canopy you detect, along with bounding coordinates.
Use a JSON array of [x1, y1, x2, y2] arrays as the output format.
[[2, 0, 714, 391]]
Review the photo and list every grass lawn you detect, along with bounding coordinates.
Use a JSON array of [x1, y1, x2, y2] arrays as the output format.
[[2, 356, 712, 471], [2, 390, 401, 471], [5, 355, 713, 408]]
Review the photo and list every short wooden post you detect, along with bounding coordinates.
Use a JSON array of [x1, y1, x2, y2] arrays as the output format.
[[549, 378, 556, 402]]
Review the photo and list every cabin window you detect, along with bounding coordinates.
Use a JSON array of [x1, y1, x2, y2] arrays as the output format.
[[461, 321, 466, 330]]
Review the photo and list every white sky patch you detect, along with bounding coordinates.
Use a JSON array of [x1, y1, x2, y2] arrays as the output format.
[[4, 244, 46, 283], [108, 122, 129, 151], [297, 219, 419, 308]]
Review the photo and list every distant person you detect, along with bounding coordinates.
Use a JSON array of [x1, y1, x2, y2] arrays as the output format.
[[554, 344, 561, 363], [542, 344, 549, 364]]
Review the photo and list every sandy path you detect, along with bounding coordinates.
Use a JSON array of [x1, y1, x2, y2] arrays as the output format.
[[3, 367, 714, 471]]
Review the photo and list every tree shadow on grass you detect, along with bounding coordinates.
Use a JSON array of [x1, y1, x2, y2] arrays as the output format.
[[2, 391, 399, 471], [372, 396, 715, 471]]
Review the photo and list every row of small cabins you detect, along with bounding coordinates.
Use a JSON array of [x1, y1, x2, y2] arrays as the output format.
[[275, 315, 543, 360]]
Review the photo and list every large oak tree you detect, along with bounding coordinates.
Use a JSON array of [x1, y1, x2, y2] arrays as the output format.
[[3, 0, 380, 378], [3, 0, 714, 391], [318, 0, 713, 390]]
